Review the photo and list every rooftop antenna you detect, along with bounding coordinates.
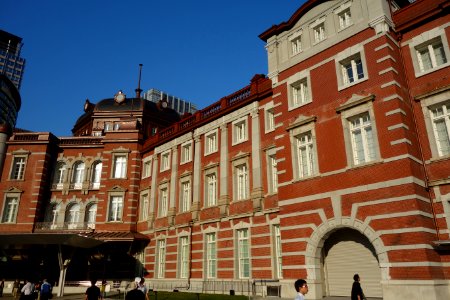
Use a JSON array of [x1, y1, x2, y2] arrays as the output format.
[[135, 64, 143, 99]]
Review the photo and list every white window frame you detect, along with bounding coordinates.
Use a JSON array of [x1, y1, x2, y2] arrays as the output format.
[[265, 106, 276, 133], [409, 28, 450, 77], [157, 239, 166, 279], [91, 161, 102, 189], [266, 151, 278, 194], [289, 29, 303, 56], [160, 150, 171, 172], [274, 224, 283, 279], [417, 88, 450, 158], [66, 202, 81, 228], [179, 236, 189, 279], [10, 156, 26, 180], [179, 175, 191, 213], [205, 232, 217, 279], [86, 203, 97, 228], [140, 192, 149, 221], [53, 161, 67, 189], [310, 17, 326, 44], [204, 129, 218, 155], [337, 96, 380, 167], [287, 70, 312, 111], [1, 195, 19, 223], [142, 157, 152, 178], [180, 141, 193, 164], [158, 184, 169, 217], [204, 167, 218, 207], [112, 153, 127, 179], [232, 155, 250, 201], [108, 195, 123, 222], [334, 1, 353, 31], [288, 117, 319, 181], [335, 46, 368, 90], [72, 161, 85, 189], [237, 228, 250, 279], [232, 117, 248, 146]]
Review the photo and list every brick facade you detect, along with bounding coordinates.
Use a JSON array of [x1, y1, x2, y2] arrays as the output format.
[[1, 1, 449, 299]]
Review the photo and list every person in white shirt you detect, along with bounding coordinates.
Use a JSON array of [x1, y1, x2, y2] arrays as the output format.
[[21, 280, 34, 300], [294, 279, 308, 300]]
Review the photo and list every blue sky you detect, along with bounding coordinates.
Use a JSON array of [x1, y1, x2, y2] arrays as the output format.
[[1, 1, 304, 136]]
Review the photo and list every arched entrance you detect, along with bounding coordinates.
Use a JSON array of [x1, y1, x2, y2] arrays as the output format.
[[322, 228, 382, 298]]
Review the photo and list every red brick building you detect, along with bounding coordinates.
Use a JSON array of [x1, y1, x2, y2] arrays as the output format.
[[1, 1, 449, 299]]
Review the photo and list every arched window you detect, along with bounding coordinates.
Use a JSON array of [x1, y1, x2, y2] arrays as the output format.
[[65, 203, 80, 229], [45, 203, 60, 229], [72, 161, 85, 189], [85, 203, 97, 229], [91, 161, 102, 189], [53, 162, 66, 189]]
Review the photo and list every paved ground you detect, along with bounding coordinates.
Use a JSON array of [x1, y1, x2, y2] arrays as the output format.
[[0, 293, 381, 300]]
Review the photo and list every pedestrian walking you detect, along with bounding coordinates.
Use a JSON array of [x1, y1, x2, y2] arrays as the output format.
[[20, 280, 34, 300], [0, 279, 4, 297], [351, 274, 366, 300], [85, 280, 101, 300], [40, 279, 52, 300], [294, 279, 308, 300]]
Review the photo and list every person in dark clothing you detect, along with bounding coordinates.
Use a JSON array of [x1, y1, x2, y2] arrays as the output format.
[[125, 279, 145, 300], [351, 274, 365, 300], [85, 280, 102, 300], [40, 279, 52, 300]]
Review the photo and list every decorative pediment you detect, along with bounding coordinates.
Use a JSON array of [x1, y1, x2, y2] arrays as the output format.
[[286, 115, 317, 130], [232, 151, 250, 161], [336, 93, 375, 113], [233, 220, 251, 229], [12, 149, 31, 156], [109, 185, 127, 192], [6, 187, 23, 194]]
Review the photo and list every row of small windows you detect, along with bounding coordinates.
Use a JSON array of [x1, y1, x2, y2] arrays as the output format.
[[154, 226, 282, 280]]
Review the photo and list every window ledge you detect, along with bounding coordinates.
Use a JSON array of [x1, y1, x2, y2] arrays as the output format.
[[414, 62, 450, 78], [337, 77, 369, 91], [346, 159, 383, 170]]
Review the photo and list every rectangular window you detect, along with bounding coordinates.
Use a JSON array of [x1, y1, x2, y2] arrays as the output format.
[[338, 8, 352, 29], [313, 23, 325, 43], [159, 187, 168, 217], [237, 229, 250, 279], [292, 79, 310, 107], [10, 157, 26, 180], [157, 240, 166, 278], [112, 155, 127, 179], [268, 154, 278, 193], [180, 236, 189, 279], [206, 233, 217, 279], [233, 120, 247, 144], [160, 151, 171, 172], [180, 180, 191, 212], [236, 164, 248, 200], [416, 37, 447, 73], [430, 101, 450, 156], [181, 142, 192, 164], [108, 196, 123, 222], [205, 131, 218, 155], [2, 196, 19, 223], [274, 225, 283, 278], [140, 193, 149, 220], [265, 108, 275, 132], [142, 159, 151, 178], [206, 173, 217, 207], [341, 55, 364, 85], [291, 36, 302, 55], [296, 131, 316, 178], [350, 113, 376, 165]]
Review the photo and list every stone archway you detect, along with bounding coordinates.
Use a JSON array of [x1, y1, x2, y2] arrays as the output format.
[[304, 218, 389, 298]]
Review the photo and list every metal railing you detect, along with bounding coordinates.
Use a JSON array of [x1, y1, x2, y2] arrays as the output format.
[[34, 221, 95, 231]]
